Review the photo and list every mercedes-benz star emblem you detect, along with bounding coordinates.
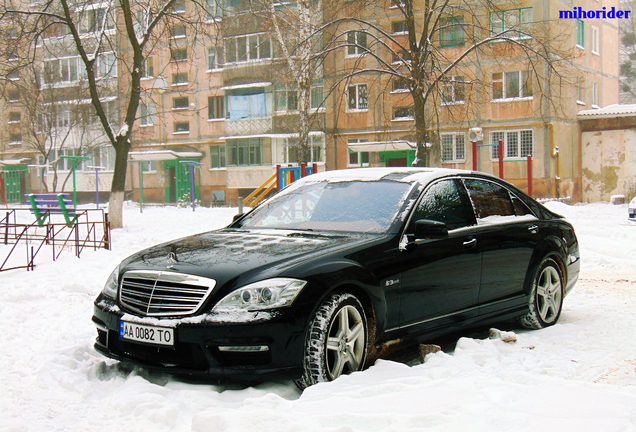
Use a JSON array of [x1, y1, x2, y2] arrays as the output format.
[[166, 252, 178, 269]]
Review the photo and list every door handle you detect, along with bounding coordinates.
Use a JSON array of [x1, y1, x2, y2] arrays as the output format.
[[528, 225, 539, 234], [463, 238, 477, 248]]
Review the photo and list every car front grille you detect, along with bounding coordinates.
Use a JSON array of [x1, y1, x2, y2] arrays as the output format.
[[119, 270, 216, 317]]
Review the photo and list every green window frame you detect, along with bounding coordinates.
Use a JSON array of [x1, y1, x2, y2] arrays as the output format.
[[226, 138, 271, 166], [490, 8, 532, 40], [439, 16, 464, 47], [576, 19, 585, 48], [209, 145, 226, 169]]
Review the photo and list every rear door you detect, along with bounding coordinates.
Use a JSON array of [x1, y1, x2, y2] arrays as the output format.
[[462, 178, 540, 307]]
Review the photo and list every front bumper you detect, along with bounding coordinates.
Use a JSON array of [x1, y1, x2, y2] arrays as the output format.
[[92, 296, 308, 382]]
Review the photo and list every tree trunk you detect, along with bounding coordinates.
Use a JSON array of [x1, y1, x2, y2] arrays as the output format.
[[108, 138, 131, 229], [412, 89, 429, 167]]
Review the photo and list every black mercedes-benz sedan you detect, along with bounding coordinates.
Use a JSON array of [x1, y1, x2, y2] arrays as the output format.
[[93, 168, 580, 388]]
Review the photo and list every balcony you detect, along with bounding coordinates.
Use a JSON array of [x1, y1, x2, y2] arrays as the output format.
[[224, 117, 272, 137]]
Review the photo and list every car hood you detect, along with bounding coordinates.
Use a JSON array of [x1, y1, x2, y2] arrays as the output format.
[[120, 228, 380, 291]]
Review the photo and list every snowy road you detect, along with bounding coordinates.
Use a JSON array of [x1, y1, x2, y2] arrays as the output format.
[[1, 201, 635, 432]]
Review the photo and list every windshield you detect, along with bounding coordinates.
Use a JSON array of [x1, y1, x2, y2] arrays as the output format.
[[237, 180, 413, 233]]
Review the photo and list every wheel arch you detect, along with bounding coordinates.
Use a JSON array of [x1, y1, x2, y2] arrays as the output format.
[[523, 235, 568, 296]]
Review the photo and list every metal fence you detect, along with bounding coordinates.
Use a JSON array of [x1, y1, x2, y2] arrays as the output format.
[[0, 208, 111, 272]]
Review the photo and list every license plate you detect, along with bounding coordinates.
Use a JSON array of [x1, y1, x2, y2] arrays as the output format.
[[119, 321, 174, 346]]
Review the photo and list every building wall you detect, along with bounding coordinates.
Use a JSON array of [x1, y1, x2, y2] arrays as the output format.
[[579, 113, 636, 200]]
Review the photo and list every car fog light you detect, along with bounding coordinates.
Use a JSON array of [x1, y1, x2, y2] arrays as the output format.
[[218, 345, 269, 352]]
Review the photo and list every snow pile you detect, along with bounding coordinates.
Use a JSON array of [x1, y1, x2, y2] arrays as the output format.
[[1, 201, 636, 431]]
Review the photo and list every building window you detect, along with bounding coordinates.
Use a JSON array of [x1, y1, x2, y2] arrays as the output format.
[[490, 8, 532, 40], [311, 80, 324, 109], [439, 16, 464, 47], [392, 77, 409, 92], [140, 102, 155, 126], [174, 122, 190, 133], [347, 139, 369, 167], [141, 161, 157, 172], [275, 85, 298, 111], [207, 47, 222, 70], [284, 135, 325, 164], [441, 75, 465, 104], [209, 145, 226, 168], [577, 76, 585, 104], [8, 112, 21, 123], [98, 52, 117, 79], [576, 19, 584, 48], [172, 0, 186, 12], [8, 89, 20, 102], [393, 106, 414, 120], [79, 6, 114, 33], [347, 30, 368, 56], [492, 71, 533, 100], [224, 33, 271, 64], [170, 24, 186, 39], [172, 73, 188, 85], [56, 108, 71, 128], [441, 133, 465, 162], [170, 48, 187, 62], [7, 70, 20, 80], [173, 97, 189, 109], [392, 47, 411, 64], [208, 96, 224, 119], [392, 21, 407, 34], [205, 0, 223, 20], [347, 83, 368, 110], [141, 57, 154, 78], [9, 133, 22, 144], [490, 130, 533, 159], [43, 57, 80, 84], [592, 82, 599, 107], [226, 138, 271, 166], [591, 26, 599, 54]]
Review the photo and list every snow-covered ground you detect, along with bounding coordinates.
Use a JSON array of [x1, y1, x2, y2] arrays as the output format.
[[1, 201, 635, 432]]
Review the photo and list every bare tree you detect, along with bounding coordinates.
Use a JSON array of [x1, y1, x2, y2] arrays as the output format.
[[620, 0, 636, 103], [321, 0, 572, 166], [1, 0, 216, 227]]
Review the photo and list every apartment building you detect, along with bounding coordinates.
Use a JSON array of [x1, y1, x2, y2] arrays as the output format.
[[0, 0, 119, 204], [1, 0, 620, 205], [324, 0, 620, 201], [126, 0, 326, 206]]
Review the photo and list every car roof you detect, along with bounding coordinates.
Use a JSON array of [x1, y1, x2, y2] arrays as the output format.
[[298, 167, 492, 186]]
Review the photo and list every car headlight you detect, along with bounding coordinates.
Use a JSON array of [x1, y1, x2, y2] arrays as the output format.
[[212, 278, 307, 312], [101, 265, 120, 299]]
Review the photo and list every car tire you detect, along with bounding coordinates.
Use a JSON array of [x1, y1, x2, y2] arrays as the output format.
[[519, 257, 564, 329], [296, 293, 368, 390]]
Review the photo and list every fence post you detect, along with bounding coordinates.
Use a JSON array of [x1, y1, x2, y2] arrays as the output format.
[[527, 155, 533, 197], [313, 163, 318, 174], [498, 139, 504, 180], [4, 211, 8, 245], [301, 162, 306, 178], [276, 164, 281, 191], [472, 141, 477, 171], [104, 213, 110, 251]]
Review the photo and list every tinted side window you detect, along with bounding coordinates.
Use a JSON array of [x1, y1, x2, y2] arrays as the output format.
[[410, 179, 473, 230], [463, 179, 514, 218], [511, 194, 535, 216]]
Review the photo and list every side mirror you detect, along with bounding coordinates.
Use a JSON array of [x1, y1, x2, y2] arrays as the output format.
[[413, 219, 448, 240]]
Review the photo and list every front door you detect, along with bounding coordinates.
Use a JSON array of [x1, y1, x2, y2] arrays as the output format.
[[398, 179, 481, 332], [387, 158, 407, 167]]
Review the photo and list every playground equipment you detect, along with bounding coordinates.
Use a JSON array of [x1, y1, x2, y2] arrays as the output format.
[[243, 163, 318, 207]]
